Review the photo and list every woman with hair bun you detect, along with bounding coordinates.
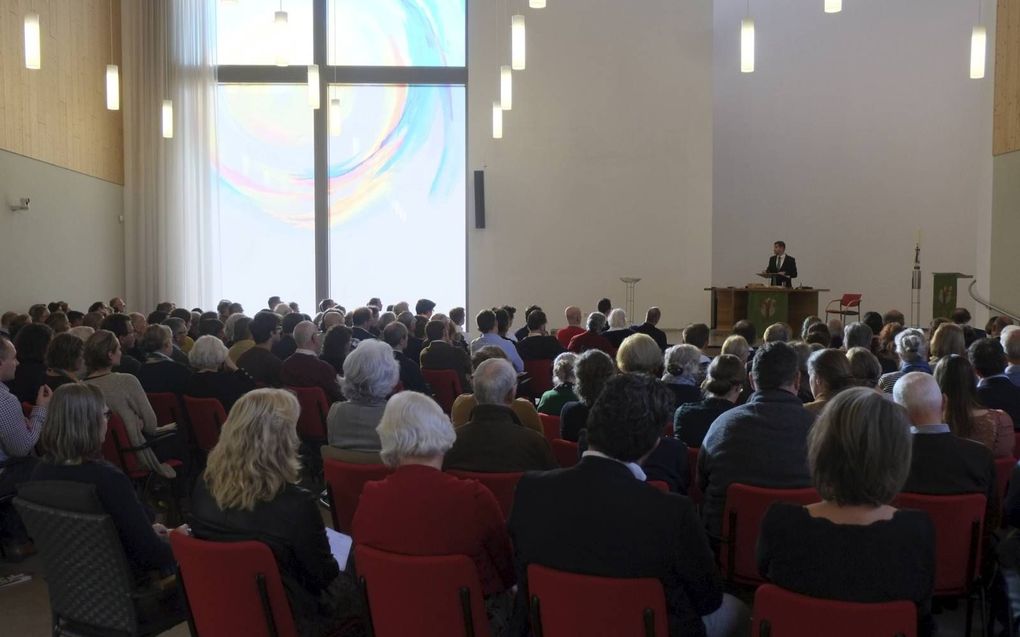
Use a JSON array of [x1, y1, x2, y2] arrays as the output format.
[[673, 355, 745, 448]]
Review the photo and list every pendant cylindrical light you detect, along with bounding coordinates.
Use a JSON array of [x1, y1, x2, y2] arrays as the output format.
[[492, 101, 503, 139], [740, 19, 755, 73], [500, 66, 513, 111], [24, 13, 41, 69], [274, 10, 289, 67], [106, 65, 120, 110], [511, 15, 526, 71], [330, 97, 342, 135], [970, 26, 987, 79], [161, 100, 174, 139], [307, 65, 320, 109], [824, 0, 842, 13], [529, 0, 546, 7]]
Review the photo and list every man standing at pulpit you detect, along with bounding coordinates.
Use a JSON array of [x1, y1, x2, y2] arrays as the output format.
[[766, 241, 798, 288]]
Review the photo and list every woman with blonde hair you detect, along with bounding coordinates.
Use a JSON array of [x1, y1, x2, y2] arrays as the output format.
[[929, 323, 965, 363], [189, 389, 360, 636]]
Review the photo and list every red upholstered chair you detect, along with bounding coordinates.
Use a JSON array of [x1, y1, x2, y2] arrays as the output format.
[[182, 395, 227, 453], [421, 368, 462, 414], [751, 583, 917, 637], [720, 484, 820, 585], [527, 564, 669, 637], [446, 470, 523, 519], [287, 385, 330, 441], [146, 392, 182, 428], [823, 293, 863, 328], [687, 447, 703, 506], [892, 492, 986, 635], [356, 544, 490, 637], [323, 457, 392, 533], [102, 412, 183, 522], [523, 359, 555, 397], [647, 480, 669, 493], [996, 457, 1016, 517], [552, 439, 580, 468], [170, 530, 302, 637], [539, 413, 561, 444]]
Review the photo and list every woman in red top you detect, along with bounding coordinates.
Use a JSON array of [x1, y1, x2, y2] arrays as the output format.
[[352, 391, 515, 628]]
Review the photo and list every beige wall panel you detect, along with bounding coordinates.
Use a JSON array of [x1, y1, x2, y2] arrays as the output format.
[[0, 0, 123, 184], [995, 0, 1020, 155]]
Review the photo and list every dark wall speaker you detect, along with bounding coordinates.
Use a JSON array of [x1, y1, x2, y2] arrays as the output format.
[[473, 170, 485, 229]]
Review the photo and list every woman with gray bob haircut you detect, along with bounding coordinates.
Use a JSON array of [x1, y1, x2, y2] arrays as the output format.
[[376, 391, 456, 467], [327, 340, 399, 451], [537, 352, 580, 416], [757, 387, 935, 636], [184, 335, 254, 412], [189, 334, 230, 371]]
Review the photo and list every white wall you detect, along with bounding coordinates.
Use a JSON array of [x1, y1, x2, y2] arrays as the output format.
[[467, 0, 714, 332], [990, 151, 1020, 316], [0, 149, 124, 313], [713, 0, 995, 328]]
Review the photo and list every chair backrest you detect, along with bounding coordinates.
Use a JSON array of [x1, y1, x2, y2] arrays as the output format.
[[551, 439, 579, 468], [523, 359, 555, 396], [840, 293, 863, 307], [527, 564, 669, 637], [287, 385, 330, 440], [170, 530, 298, 637], [183, 395, 228, 452], [422, 368, 463, 414], [146, 392, 182, 427], [996, 457, 1015, 514], [103, 412, 147, 477], [687, 447, 702, 505], [446, 470, 524, 519], [721, 483, 820, 584], [647, 480, 669, 493], [323, 457, 392, 533], [538, 413, 561, 444], [14, 482, 141, 635], [752, 583, 916, 637], [356, 544, 490, 637], [892, 492, 986, 595]]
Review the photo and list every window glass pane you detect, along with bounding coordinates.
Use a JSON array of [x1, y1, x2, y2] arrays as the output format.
[[327, 85, 465, 312], [328, 0, 466, 67], [218, 0, 313, 66], [216, 84, 316, 314]]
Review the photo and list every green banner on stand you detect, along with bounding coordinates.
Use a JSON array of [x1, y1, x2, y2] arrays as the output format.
[[748, 290, 789, 338], [932, 273, 966, 320]]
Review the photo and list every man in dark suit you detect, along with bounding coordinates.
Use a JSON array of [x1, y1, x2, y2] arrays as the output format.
[[632, 306, 668, 350], [382, 322, 429, 394], [280, 320, 343, 402], [893, 371, 997, 524], [765, 240, 797, 288], [509, 373, 745, 637], [420, 320, 472, 392], [970, 337, 1020, 426], [516, 310, 566, 361], [350, 306, 377, 344]]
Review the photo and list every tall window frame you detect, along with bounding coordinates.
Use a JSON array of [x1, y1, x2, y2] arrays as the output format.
[[216, 0, 468, 305]]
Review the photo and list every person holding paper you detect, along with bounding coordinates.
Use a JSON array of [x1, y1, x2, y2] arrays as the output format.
[[765, 240, 798, 287], [189, 389, 363, 637]]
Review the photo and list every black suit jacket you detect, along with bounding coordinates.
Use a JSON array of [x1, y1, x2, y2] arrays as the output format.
[[903, 431, 997, 525], [766, 254, 798, 287], [393, 350, 429, 394], [508, 456, 722, 637], [137, 358, 192, 395], [633, 322, 668, 350], [977, 376, 1020, 428]]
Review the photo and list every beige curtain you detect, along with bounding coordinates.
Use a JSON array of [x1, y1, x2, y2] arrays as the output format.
[[122, 0, 220, 312]]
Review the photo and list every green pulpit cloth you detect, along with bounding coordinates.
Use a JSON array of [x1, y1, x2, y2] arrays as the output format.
[[748, 290, 789, 338], [932, 272, 973, 320]]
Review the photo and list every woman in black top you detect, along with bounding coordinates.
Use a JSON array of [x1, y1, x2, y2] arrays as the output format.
[[674, 355, 744, 448], [43, 332, 85, 391], [320, 324, 352, 377], [559, 349, 615, 441], [137, 325, 192, 395], [9, 323, 52, 403], [757, 388, 936, 636], [189, 389, 361, 636], [30, 384, 176, 575]]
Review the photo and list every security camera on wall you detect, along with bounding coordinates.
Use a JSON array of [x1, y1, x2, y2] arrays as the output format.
[[9, 197, 30, 212]]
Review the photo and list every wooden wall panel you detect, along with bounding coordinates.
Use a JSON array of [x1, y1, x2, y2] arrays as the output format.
[[0, 0, 123, 184], [995, 0, 1020, 156]]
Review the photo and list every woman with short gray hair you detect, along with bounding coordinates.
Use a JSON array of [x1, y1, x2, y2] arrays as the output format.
[[353, 391, 515, 629], [184, 335, 255, 412], [327, 339, 399, 451], [758, 388, 935, 636], [662, 344, 703, 408], [603, 309, 636, 349], [877, 328, 931, 393], [537, 352, 579, 416]]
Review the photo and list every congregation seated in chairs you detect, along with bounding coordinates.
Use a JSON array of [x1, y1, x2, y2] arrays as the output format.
[[6, 293, 1020, 636]]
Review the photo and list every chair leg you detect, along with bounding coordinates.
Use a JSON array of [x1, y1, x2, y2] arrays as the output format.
[[458, 587, 475, 637], [967, 593, 975, 637], [529, 596, 544, 637]]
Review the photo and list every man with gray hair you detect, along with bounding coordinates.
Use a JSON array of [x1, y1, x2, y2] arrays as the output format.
[[842, 322, 873, 351], [281, 320, 343, 402], [566, 313, 616, 356], [1004, 326, 1020, 387], [443, 358, 556, 473], [893, 372, 996, 526]]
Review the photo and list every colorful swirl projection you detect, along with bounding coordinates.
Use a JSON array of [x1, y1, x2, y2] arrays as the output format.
[[334, 0, 465, 67]]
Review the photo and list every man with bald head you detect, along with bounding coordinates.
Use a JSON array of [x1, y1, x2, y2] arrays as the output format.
[[632, 307, 667, 351], [893, 372, 995, 518], [556, 306, 585, 349], [443, 358, 556, 473], [281, 320, 344, 402]]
